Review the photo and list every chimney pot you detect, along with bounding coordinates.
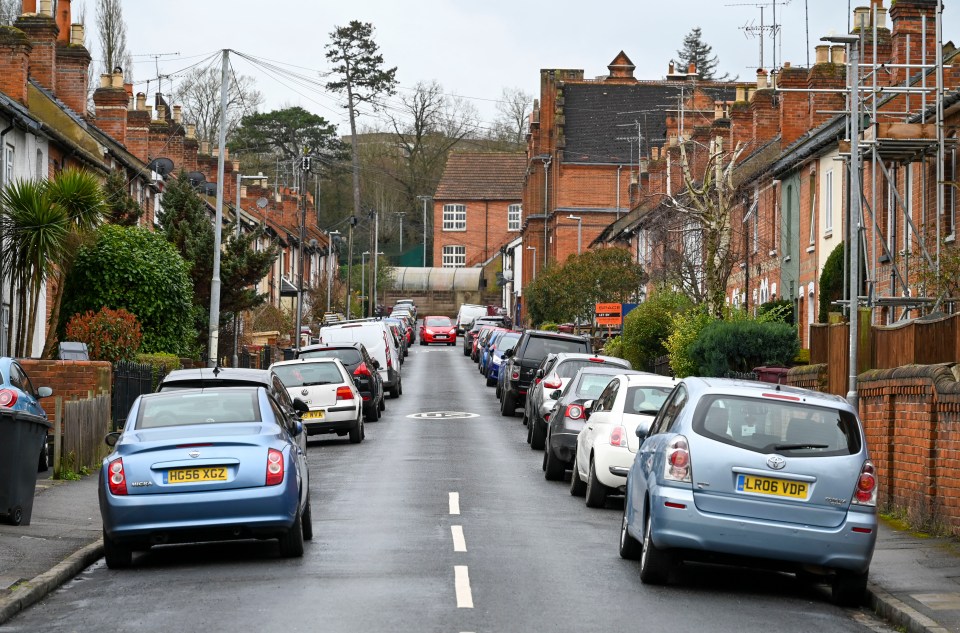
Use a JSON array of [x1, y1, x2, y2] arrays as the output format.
[[212, 146, 219, 158], [688, 62, 696, 75], [110, 71, 123, 89], [714, 102, 724, 120], [735, 85, 746, 102], [223, 148, 230, 161], [232, 159, 240, 171], [38, 0, 51, 16], [173, 105, 182, 123], [69, 23, 83, 45], [22, 0, 36, 13], [876, 7, 887, 29], [186, 123, 197, 139], [830, 45, 846, 64], [200, 141, 210, 154], [853, 7, 871, 32], [668, 61, 675, 75], [136, 92, 146, 111], [157, 104, 167, 120], [99, 74, 111, 89], [815, 44, 830, 64], [756, 68, 768, 89], [56, 0, 70, 42]]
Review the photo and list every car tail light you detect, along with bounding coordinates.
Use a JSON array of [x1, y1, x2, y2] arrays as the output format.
[[543, 374, 562, 389], [510, 368, 520, 381], [336, 386, 354, 401], [266, 448, 284, 486], [107, 458, 127, 495], [610, 426, 627, 447], [852, 460, 877, 506], [588, 357, 605, 363], [353, 362, 372, 378], [386, 348, 393, 369], [664, 436, 692, 483], [544, 412, 551, 422], [0, 389, 18, 407], [565, 404, 584, 420]]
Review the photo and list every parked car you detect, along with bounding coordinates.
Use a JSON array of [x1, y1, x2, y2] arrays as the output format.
[[486, 331, 521, 389], [271, 358, 365, 443], [320, 321, 402, 398], [498, 330, 591, 417], [619, 377, 877, 606], [470, 324, 498, 362], [393, 299, 417, 319], [478, 328, 509, 376], [296, 342, 384, 421], [456, 303, 490, 337], [525, 353, 633, 449], [543, 366, 639, 481], [463, 315, 508, 356], [99, 386, 312, 568], [420, 315, 457, 346], [383, 319, 408, 359], [570, 373, 674, 506], [0, 358, 54, 472], [157, 367, 308, 453]]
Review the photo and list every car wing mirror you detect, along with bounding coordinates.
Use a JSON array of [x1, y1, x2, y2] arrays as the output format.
[[502, 349, 514, 358], [37, 386, 52, 398], [535, 368, 545, 379], [104, 431, 121, 447], [583, 400, 594, 419], [291, 420, 304, 437], [635, 420, 653, 438], [550, 389, 562, 400], [371, 359, 380, 369], [293, 398, 310, 414]]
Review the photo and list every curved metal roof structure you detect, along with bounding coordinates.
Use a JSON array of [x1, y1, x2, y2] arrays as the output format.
[[389, 267, 483, 291]]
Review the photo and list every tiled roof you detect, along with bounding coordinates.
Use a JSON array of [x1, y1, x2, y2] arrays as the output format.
[[562, 82, 737, 164], [434, 152, 526, 200]]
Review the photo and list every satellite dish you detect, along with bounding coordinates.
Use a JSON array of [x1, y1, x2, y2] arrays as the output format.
[[309, 239, 319, 248], [186, 171, 206, 187], [148, 157, 175, 177], [203, 183, 217, 196], [256, 197, 268, 209]]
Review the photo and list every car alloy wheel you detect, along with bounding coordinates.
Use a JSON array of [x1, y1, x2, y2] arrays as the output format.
[[639, 510, 671, 584], [619, 503, 642, 560]]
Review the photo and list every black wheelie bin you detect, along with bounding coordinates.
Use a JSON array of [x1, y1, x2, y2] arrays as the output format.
[[0, 409, 51, 525]]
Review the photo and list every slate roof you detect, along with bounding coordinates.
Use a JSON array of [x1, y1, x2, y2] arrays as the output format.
[[434, 152, 526, 200], [562, 81, 737, 164]]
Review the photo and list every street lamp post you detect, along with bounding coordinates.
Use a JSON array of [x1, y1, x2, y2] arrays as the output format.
[[526, 245, 537, 280], [417, 195, 430, 267], [567, 215, 583, 254], [361, 250, 369, 315], [326, 230, 340, 314]]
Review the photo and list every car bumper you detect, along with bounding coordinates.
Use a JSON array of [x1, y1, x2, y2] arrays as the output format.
[[647, 485, 877, 573], [593, 444, 632, 488], [303, 405, 359, 434], [423, 333, 454, 344], [99, 473, 299, 545], [547, 430, 577, 463]]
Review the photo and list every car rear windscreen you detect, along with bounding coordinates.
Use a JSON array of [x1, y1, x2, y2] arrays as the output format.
[[523, 336, 588, 362], [138, 390, 261, 428], [693, 395, 862, 457], [555, 359, 625, 379], [159, 379, 265, 391], [273, 363, 345, 388], [299, 349, 362, 365], [574, 373, 617, 399], [623, 386, 672, 415]]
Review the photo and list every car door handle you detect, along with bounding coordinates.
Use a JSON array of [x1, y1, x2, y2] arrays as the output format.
[[587, 426, 594, 430]]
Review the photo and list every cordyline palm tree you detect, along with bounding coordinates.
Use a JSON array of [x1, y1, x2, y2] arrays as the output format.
[[0, 169, 104, 358]]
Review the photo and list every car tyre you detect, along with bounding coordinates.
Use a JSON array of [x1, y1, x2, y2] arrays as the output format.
[[463, 345, 470, 356], [570, 461, 587, 497], [639, 510, 671, 584], [103, 530, 132, 569], [544, 444, 565, 481], [619, 504, 642, 560], [500, 391, 515, 417], [389, 382, 400, 398], [349, 415, 364, 444], [278, 509, 305, 558], [365, 402, 379, 422], [301, 497, 314, 541], [585, 457, 609, 508], [486, 373, 496, 387], [495, 383, 502, 400], [530, 420, 546, 450], [379, 396, 385, 412], [420, 340, 426, 346], [831, 570, 868, 606], [448, 342, 454, 347]]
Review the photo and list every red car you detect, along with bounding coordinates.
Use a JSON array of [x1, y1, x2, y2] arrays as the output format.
[[420, 316, 457, 346]]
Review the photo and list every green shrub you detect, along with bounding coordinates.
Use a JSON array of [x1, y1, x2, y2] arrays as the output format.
[[540, 322, 559, 331], [135, 352, 182, 389], [621, 290, 692, 369], [756, 299, 794, 324], [64, 307, 142, 362], [602, 335, 623, 359], [689, 320, 800, 377], [819, 243, 845, 323], [665, 306, 713, 378]]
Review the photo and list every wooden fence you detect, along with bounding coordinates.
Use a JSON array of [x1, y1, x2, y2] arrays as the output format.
[[51, 393, 111, 477], [809, 311, 960, 396]]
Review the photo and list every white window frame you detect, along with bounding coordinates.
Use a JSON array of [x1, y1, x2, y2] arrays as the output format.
[[507, 204, 521, 232], [808, 173, 817, 245], [442, 245, 466, 268], [3, 144, 13, 187], [949, 146, 957, 239], [443, 204, 466, 231], [904, 165, 913, 253], [824, 169, 834, 234]]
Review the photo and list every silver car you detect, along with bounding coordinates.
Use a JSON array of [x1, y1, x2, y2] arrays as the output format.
[[620, 377, 877, 606]]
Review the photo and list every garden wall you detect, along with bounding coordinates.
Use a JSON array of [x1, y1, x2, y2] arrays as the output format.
[[19, 359, 112, 400]]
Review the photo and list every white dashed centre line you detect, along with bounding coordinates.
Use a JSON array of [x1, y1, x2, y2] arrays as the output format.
[[451, 525, 467, 552], [454, 565, 474, 608], [449, 492, 460, 515]]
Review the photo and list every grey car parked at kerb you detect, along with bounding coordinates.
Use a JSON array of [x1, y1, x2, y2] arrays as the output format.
[[620, 377, 877, 606]]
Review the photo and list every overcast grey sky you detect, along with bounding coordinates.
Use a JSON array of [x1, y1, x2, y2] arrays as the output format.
[[106, 1, 958, 133]]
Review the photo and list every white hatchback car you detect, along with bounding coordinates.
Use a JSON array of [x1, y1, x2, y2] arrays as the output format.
[[270, 358, 364, 443], [571, 373, 675, 507]]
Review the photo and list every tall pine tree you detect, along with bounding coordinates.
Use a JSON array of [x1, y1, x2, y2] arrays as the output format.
[[676, 27, 727, 81]]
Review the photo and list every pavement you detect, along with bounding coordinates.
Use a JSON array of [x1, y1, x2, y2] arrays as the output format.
[[0, 474, 959, 632]]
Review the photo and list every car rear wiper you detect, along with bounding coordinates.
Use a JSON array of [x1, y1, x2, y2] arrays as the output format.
[[773, 443, 829, 451], [302, 381, 333, 386]]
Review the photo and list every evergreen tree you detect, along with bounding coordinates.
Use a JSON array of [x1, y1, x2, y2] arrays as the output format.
[[676, 27, 726, 81]]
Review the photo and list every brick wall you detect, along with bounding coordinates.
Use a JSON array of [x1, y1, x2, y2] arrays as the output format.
[[788, 362, 960, 536], [19, 359, 112, 401]]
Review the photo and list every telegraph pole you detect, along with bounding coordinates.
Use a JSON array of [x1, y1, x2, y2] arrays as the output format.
[[346, 216, 356, 317], [207, 49, 229, 367], [396, 212, 405, 254]]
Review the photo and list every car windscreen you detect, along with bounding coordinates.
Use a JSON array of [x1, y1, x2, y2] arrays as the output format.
[[137, 390, 261, 429], [496, 333, 520, 351], [574, 373, 617, 399], [555, 359, 624, 379], [522, 336, 588, 363], [693, 395, 862, 457], [623, 386, 673, 416], [425, 317, 452, 327], [273, 363, 345, 388], [298, 349, 362, 366]]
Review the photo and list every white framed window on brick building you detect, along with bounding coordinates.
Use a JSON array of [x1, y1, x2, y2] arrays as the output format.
[[507, 204, 521, 232], [3, 144, 13, 187], [824, 169, 834, 234], [443, 204, 466, 231], [442, 245, 466, 268]]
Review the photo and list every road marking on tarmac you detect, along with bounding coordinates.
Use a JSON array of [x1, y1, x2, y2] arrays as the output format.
[[454, 565, 474, 608], [449, 492, 460, 515], [451, 526, 467, 552]]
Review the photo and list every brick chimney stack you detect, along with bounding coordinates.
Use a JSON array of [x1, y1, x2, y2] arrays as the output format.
[[890, 0, 938, 85], [93, 71, 129, 145], [55, 0, 90, 115], [16, 1, 59, 93], [0, 26, 32, 105], [605, 51, 637, 84], [778, 63, 809, 146]]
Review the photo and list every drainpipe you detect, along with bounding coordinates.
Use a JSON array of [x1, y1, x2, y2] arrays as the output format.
[[616, 164, 623, 219], [542, 156, 551, 269]]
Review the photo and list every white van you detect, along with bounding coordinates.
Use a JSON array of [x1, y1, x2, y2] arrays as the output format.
[[456, 304, 489, 335], [320, 321, 403, 397]]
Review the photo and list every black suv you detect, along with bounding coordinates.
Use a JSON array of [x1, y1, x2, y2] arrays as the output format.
[[498, 330, 591, 417], [297, 342, 385, 422]]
